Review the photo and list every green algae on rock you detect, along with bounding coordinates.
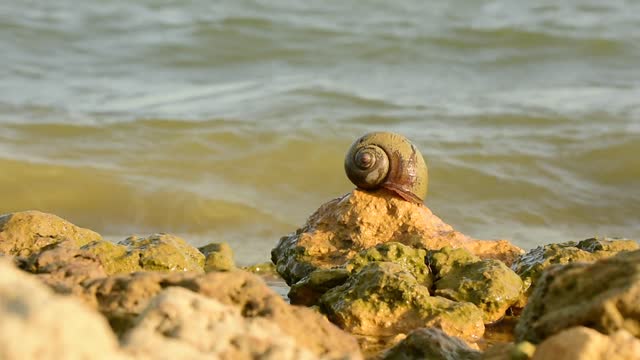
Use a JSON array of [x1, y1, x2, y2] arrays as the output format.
[[198, 242, 235, 272], [511, 237, 639, 306], [381, 327, 482, 360], [319, 262, 485, 343], [347, 242, 432, 287], [515, 249, 640, 344], [272, 189, 523, 286], [289, 268, 350, 306], [82, 234, 205, 274], [289, 242, 430, 306], [429, 247, 523, 324], [0, 211, 102, 256]]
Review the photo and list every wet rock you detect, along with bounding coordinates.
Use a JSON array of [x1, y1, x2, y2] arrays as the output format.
[[531, 326, 640, 360], [243, 261, 278, 276], [481, 341, 536, 360], [122, 287, 319, 360], [381, 327, 481, 360], [288, 268, 350, 306], [430, 247, 523, 324], [84, 269, 362, 359], [272, 189, 523, 285], [0, 259, 129, 360], [515, 250, 640, 344], [511, 237, 638, 306], [319, 262, 485, 343], [0, 210, 102, 256], [198, 242, 235, 271], [82, 233, 205, 274]]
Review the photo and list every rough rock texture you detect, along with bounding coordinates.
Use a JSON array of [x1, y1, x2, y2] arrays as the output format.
[[0, 211, 102, 256], [515, 250, 640, 344], [288, 268, 350, 306], [347, 242, 432, 287], [17, 240, 107, 298], [83, 269, 362, 359], [319, 262, 485, 343], [381, 327, 482, 360], [531, 326, 640, 360], [122, 287, 319, 360], [243, 262, 278, 276], [0, 260, 129, 360], [82, 233, 205, 274], [430, 247, 523, 324], [272, 189, 523, 285], [289, 242, 432, 306], [198, 242, 236, 272], [511, 237, 639, 306]]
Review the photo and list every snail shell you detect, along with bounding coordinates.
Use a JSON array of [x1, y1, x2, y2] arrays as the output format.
[[344, 132, 428, 203]]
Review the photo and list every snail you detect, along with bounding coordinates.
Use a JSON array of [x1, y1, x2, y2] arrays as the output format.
[[344, 131, 428, 204]]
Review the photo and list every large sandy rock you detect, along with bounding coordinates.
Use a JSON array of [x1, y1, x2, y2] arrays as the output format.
[[81, 233, 205, 274], [532, 326, 640, 360], [515, 250, 640, 343], [83, 269, 362, 359], [319, 262, 485, 343], [272, 189, 523, 285], [0, 260, 129, 360], [430, 247, 523, 324], [511, 237, 638, 306], [381, 327, 481, 360], [0, 211, 102, 256], [17, 240, 107, 300], [122, 287, 319, 360]]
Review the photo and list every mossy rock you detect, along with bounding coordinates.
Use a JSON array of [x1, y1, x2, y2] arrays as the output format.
[[0, 211, 102, 256], [288, 268, 350, 306], [430, 247, 523, 324], [347, 242, 432, 287], [511, 237, 639, 305], [83, 234, 204, 274], [198, 242, 235, 272], [319, 262, 484, 343], [515, 249, 640, 344]]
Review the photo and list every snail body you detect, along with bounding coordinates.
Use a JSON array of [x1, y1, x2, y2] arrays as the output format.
[[344, 132, 428, 203]]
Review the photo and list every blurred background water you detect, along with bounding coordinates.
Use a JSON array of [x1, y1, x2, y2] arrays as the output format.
[[1, 0, 639, 264]]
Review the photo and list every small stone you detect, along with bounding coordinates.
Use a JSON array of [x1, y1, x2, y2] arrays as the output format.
[[198, 242, 235, 272], [381, 327, 482, 360]]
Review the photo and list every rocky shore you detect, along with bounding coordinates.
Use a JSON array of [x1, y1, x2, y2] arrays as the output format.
[[1, 190, 639, 359]]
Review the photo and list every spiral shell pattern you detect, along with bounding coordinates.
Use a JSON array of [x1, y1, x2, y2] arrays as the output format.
[[344, 132, 428, 203]]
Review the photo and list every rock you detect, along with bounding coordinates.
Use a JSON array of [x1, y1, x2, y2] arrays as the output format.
[[511, 237, 638, 306], [480, 341, 536, 360], [122, 287, 320, 360], [84, 269, 362, 359], [288, 268, 350, 306], [0, 211, 102, 256], [272, 189, 523, 285], [82, 233, 205, 274], [319, 262, 485, 343], [347, 242, 432, 287], [0, 259, 129, 360], [430, 247, 523, 324], [289, 242, 432, 306], [18, 240, 107, 300], [515, 250, 640, 344], [531, 326, 640, 360], [198, 242, 235, 271], [381, 327, 482, 360], [243, 261, 279, 276], [118, 234, 204, 272]]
